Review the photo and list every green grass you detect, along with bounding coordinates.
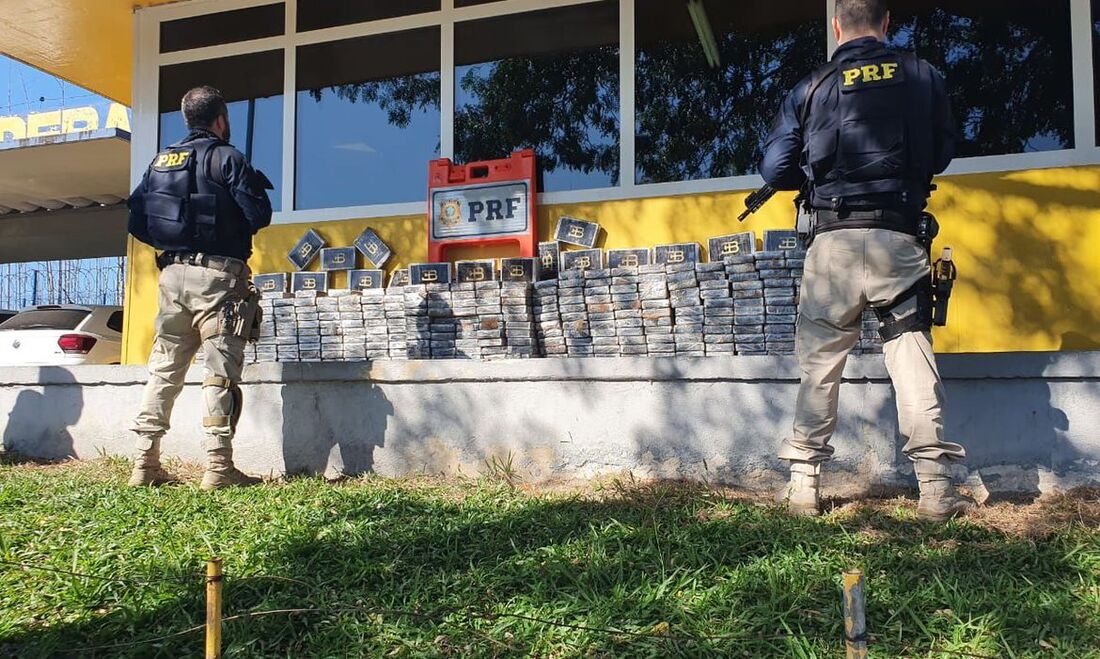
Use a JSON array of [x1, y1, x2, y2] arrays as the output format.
[[0, 457, 1097, 658]]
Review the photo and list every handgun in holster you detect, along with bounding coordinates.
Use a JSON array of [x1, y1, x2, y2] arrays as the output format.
[[932, 247, 956, 327]]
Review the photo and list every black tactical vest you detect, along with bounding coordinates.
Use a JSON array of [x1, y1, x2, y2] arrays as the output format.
[[801, 40, 936, 212], [138, 135, 249, 258]]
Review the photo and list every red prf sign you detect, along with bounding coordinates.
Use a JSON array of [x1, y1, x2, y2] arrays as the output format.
[[427, 149, 538, 263]]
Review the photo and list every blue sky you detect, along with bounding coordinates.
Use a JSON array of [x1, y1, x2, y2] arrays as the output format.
[[0, 55, 113, 120]]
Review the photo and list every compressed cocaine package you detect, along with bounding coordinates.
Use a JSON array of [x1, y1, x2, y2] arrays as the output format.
[[697, 261, 733, 356]]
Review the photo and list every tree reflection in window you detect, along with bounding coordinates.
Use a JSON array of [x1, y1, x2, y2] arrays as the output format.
[[455, 2, 620, 192], [888, 1, 1074, 156], [295, 28, 441, 209], [635, 0, 825, 185]]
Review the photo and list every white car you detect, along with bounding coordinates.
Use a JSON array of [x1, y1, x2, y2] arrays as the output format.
[[0, 305, 123, 366]]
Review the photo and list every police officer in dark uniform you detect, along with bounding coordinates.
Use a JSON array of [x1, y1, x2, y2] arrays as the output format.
[[760, 0, 972, 521], [127, 85, 273, 489]]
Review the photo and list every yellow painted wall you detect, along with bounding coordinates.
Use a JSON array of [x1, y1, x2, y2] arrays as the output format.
[[121, 165, 1100, 364]]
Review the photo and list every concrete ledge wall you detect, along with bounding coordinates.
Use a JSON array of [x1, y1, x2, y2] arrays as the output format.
[[1, 353, 1097, 495]]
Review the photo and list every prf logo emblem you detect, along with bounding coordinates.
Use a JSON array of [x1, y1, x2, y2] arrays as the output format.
[[440, 200, 462, 227], [667, 250, 685, 264], [153, 151, 190, 170], [299, 243, 314, 259], [421, 270, 439, 282], [541, 253, 554, 268], [568, 226, 585, 240], [575, 256, 591, 269], [841, 61, 904, 91], [332, 252, 346, 265], [302, 278, 316, 290], [364, 242, 378, 255], [261, 280, 276, 291], [470, 266, 486, 281], [722, 241, 740, 256], [509, 265, 525, 277], [620, 254, 639, 267], [779, 237, 799, 250]]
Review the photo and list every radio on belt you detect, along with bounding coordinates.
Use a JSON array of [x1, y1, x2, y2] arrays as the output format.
[[427, 149, 538, 263]]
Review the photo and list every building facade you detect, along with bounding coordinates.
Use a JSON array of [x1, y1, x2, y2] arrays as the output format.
[[4, 0, 1099, 363]]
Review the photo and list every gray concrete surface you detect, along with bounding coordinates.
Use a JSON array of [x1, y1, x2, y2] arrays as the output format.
[[1, 353, 1097, 495]]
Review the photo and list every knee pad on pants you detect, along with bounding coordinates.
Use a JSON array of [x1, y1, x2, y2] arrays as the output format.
[[202, 376, 242, 434]]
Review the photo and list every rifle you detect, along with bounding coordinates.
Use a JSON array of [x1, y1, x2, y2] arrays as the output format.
[[738, 184, 777, 222]]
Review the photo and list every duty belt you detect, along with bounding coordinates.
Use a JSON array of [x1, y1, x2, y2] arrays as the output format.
[[157, 251, 248, 277], [814, 209, 920, 236]]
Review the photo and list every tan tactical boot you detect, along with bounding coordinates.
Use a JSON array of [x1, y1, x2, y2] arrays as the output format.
[[201, 446, 262, 490], [915, 459, 975, 522], [782, 461, 822, 517], [128, 434, 176, 487]]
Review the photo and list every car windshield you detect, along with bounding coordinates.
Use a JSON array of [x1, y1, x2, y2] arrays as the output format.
[[0, 309, 90, 331]]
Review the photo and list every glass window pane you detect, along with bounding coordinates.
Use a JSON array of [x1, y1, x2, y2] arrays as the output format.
[[455, 2, 620, 192], [1094, 0, 1100, 146], [635, 0, 825, 185], [295, 28, 441, 209], [888, 0, 1074, 156], [297, 0, 439, 32], [160, 4, 284, 53], [158, 51, 285, 211]]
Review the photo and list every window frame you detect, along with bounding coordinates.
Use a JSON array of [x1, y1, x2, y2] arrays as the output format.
[[133, 0, 1100, 227]]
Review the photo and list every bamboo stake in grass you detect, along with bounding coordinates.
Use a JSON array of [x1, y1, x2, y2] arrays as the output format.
[[842, 569, 868, 659], [206, 558, 224, 659]]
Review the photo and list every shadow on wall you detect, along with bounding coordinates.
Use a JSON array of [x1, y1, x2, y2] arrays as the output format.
[[1, 368, 83, 459], [944, 352, 1085, 497], [279, 365, 393, 479], [933, 169, 1100, 352]]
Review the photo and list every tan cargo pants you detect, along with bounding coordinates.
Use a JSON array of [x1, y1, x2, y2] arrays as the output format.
[[779, 228, 966, 464], [131, 261, 248, 453]]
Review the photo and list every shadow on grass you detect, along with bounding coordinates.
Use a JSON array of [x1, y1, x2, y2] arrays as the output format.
[[1, 476, 1096, 658]]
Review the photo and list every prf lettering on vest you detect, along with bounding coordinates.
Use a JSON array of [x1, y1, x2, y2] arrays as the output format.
[[154, 151, 190, 168], [843, 61, 899, 87], [466, 197, 522, 222]]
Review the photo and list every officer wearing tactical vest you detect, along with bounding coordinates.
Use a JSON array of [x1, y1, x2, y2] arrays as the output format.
[[760, 0, 972, 521], [126, 85, 273, 489]]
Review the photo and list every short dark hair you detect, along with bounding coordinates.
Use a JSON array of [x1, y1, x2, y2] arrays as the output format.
[[181, 85, 228, 130], [835, 0, 888, 30]]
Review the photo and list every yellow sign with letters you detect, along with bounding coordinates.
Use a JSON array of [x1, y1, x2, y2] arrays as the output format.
[[0, 103, 131, 142]]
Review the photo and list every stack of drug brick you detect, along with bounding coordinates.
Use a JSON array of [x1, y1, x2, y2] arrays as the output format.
[[361, 289, 389, 360], [317, 293, 345, 361], [294, 293, 323, 362], [502, 282, 537, 359], [581, 268, 618, 358], [252, 294, 281, 363], [726, 254, 766, 355], [534, 279, 565, 357], [639, 264, 674, 356], [856, 310, 885, 355], [668, 262, 705, 356], [611, 267, 647, 356], [403, 285, 430, 359], [450, 282, 480, 360], [755, 251, 799, 355], [426, 284, 456, 359], [475, 281, 506, 360], [697, 262, 734, 356], [383, 285, 407, 359], [559, 270, 593, 357]]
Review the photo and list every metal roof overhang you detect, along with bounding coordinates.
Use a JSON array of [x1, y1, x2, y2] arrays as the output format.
[[0, 0, 179, 104], [0, 129, 131, 262]]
